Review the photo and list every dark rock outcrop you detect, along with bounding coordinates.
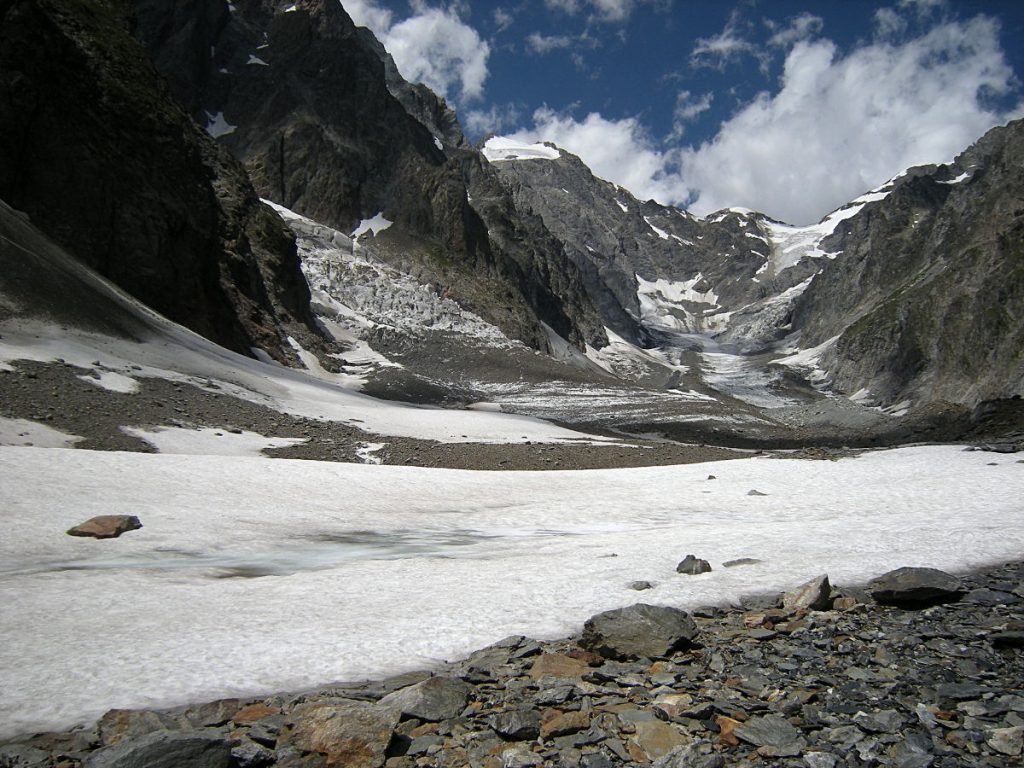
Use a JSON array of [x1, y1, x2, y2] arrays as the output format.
[[0, 0, 319, 363], [868, 566, 966, 607], [83, 731, 231, 768], [675, 554, 712, 575], [580, 603, 699, 660]]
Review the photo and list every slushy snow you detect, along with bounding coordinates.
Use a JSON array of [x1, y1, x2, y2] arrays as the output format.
[[2, 445, 1023, 738]]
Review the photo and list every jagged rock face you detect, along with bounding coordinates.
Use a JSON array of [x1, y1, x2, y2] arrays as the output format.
[[132, 0, 606, 351], [792, 119, 1024, 407], [485, 147, 809, 343], [0, 0, 317, 362]]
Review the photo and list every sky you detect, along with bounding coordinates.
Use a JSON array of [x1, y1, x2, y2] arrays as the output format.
[[342, 0, 1024, 225]]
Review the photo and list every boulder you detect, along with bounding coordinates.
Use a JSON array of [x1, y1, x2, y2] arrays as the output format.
[[868, 567, 965, 607], [83, 731, 231, 768], [733, 714, 803, 756], [782, 575, 832, 613], [676, 555, 712, 575], [490, 708, 541, 741], [529, 653, 588, 679], [378, 676, 472, 721], [723, 558, 761, 568], [580, 604, 699, 660], [67, 515, 142, 539], [281, 700, 400, 768]]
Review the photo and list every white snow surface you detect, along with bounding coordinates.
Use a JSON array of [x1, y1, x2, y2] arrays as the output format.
[[350, 213, 393, 240], [76, 369, 140, 394], [2, 445, 1023, 737], [121, 426, 306, 457], [643, 217, 669, 240], [245, 54, 268, 66], [203, 111, 236, 139], [0, 417, 82, 448], [482, 136, 560, 162]]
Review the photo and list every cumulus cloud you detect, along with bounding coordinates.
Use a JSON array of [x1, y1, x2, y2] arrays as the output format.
[[506, 9, 1022, 225], [508, 108, 690, 204], [681, 15, 1022, 224], [344, 1, 490, 103], [690, 10, 759, 70], [766, 13, 823, 48], [526, 32, 575, 54], [464, 103, 523, 136], [669, 91, 713, 139]]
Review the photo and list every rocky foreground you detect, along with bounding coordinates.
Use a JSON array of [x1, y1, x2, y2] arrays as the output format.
[[2, 564, 1023, 768]]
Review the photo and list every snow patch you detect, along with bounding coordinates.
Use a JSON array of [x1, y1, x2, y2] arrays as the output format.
[[76, 370, 139, 394], [355, 442, 386, 465], [246, 54, 268, 66], [643, 217, 669, 240], [350, 213, 393, 240], [939, 172, 971, 185], [482, 137, 560, 162], [204, 111, 236, 138], [0, 418, 83, 448], [615, 200, 628, 213], [122, 426, 306, 457]]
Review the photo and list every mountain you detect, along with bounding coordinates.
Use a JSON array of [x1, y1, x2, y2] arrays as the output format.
[[130, 0, 606, 353], [0, 0, 321, 363]]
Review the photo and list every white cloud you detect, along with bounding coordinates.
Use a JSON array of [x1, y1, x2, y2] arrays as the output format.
[[874, 8, 908, 38], [767, 12, 823, 48], [690, 10, 758, 69], [343, 1, 490, 103], [505, 11, 1022, 226], [544, 0, 635, 22], [669, 90, 713, 139], [493, 7, 514, 32], [464, 103, 523, 136], [526, 32, 575, 54], [508, 108, 690, 204], [680, 15, 1022, 224]]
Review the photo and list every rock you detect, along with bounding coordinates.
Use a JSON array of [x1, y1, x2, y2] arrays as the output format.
[[66, 515, 142, 539], [782, 575, 832, 613], [0, 745, 51, 768], [529, 653, 589, 679], [852, 710, 903, 734], [722, 558, 761, 568], [675, 555, 712, 575], [868, 567, 965, 607], [990, 631, 1024, 648], [652, 744, 725, 768], [629, 580, 654, 591], [733, 714, 803, 754], [97, 709, 179, 746], [747, 490, 768, 496], [281, 700, 400, 768], [378, 676, 472, 721], [232, 703, 282, 725], [803, 752, 838, 768], [182, 698, 240, 728], [987, 726, 1024, 756], [832, 596, 859, 611], [630, 720, 690, 761], [490, 708, 541, 741], [539, 710, 589, 739], [230, 737, 275, 768], [580, 604, 699, 660], [83, 731, 231, 768]]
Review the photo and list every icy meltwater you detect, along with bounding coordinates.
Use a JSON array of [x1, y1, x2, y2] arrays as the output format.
[[2, 445, 1024, 738]]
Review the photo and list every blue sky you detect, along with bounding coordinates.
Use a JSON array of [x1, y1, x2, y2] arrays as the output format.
[[344, 0, 1024, 224]]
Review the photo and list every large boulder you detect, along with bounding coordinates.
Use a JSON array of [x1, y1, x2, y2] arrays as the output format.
[[281, 700, 400, 768], [67, 515, 142, 539], [378, 676, 472, 721], [782, 575, 832, 613], [868, 567, 965, 607], [83, 731, 231, 768], [676, 555, 712, 575], [580, 604, 699, 660]]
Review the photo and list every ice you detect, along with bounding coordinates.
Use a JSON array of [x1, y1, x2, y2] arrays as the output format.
[[203, 111, 236, 138], [773, 334, 841, 387], [636, 274, 725, 334], [0, 417, 82, 448], [700, 350, 796, 408], [2, 445, 1023, 737], [122, 426, 306, 456], [350, 212, 393, 240], [481, 137, 560, 162]]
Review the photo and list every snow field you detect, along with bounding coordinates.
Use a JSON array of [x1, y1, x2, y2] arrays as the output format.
[[2, 445, 1023, 737]]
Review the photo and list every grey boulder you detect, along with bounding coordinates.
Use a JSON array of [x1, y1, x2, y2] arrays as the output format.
[[378, 675, 472, 721], [868, 567, 965, 607], [83, 731, 231, 768], [581, 603, 699, 660]]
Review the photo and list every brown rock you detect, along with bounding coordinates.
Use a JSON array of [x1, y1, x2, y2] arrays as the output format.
[[630, 720, 690, 761], [232, 703, 281, 725], [652, 693, 694, 719], [782, 574, 832, 613], [539, 710, 589, 739], [67, 515, 142, 539], [529, 653, 589, 679], [96, 708, 178, 746], [832, 596, 858, 611], [283, 700, 400, 768], [716, 716, 742, 747]]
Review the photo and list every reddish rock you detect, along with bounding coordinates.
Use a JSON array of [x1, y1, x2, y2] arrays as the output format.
[[529, 653, 589, 679], [539, 710, 589, 739], [66, 515, 142, 539], [282, 700, 400, 768], [232, 703, 281, 725]]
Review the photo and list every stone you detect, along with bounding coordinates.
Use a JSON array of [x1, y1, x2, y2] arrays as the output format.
[[539, 710, 589, 739], [852, 710, 903, 734], [747, 490, 768, 496], [832, 597, 859, 611], [232, 703, 282, 725], [282, 700, 401, 768], [67, 515, 142, 539], [490, 709, 541, 741], [803, 752, 838, 768], [652, 744, 725, 768], [675, 555, 712, 575], [629, 580, 654, 591], [230, 737, 275, 768], [529, 653, 589, 679], [733, 714, 802, 752], [715, 715, 742, 747], [782, 574, 832, 613], [580, 604, 699, 660], [83, 731, 231, 768], [97, 709, 180, 746], [868, 567, 965, 607], [630, 720, 690, 761], [723, 558, 761, 568], [182, 698, 240, 728], [990, 631, 1024, 648], [0, 745, 51, 768], [378, 676, 472, 721], [987, 726, 1024, 756]]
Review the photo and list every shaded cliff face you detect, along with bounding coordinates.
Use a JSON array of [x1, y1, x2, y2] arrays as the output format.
[[132, 0, 606, 351], [791, 119, 1024, 407], [0, 0, 318, 362]]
